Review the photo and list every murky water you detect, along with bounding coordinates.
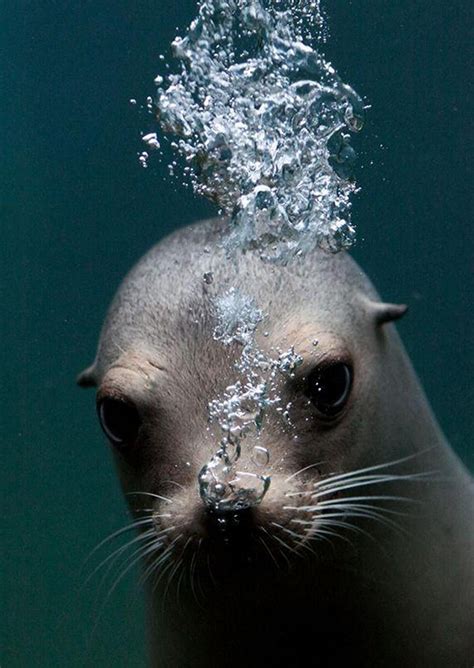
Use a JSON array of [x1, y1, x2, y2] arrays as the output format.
[[3, 1, 471, 665]]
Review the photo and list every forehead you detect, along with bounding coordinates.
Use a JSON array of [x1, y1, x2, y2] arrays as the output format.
[[95, 230, 373, 378], [98, 282, 356, 387]]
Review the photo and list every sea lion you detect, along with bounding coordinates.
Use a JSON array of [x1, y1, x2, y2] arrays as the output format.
[[78, 218, 473, 667]]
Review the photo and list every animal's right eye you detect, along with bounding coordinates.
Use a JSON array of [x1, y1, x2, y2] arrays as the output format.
[[97, 397, 141, 447]]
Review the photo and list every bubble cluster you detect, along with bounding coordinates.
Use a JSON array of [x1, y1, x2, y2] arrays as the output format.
[[198, 288, 303, 512], [153, 0, 365, 262]]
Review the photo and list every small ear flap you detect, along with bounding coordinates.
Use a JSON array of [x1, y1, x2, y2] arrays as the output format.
[[371, 302, 408, 325], [76, 364, 97, 388]]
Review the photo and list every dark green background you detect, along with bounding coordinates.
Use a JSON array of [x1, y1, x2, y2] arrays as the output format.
[[2, 1, 472, 665]]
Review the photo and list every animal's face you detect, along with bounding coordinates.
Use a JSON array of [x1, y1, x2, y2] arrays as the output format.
[[92, 304, 392, 589], [80, 231, 409, 593]]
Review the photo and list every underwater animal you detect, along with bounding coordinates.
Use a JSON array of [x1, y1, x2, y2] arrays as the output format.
[[78, 218, 473, 667]]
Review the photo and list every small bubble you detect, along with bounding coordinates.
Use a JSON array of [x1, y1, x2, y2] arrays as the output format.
[[203, 271, 214, 284], [213, 482, 226, 498], [142, 132, 160, 150]]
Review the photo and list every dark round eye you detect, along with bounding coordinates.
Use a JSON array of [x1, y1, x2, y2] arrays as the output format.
[[305, 362, 353, 418], [97, 398, 141, 446]]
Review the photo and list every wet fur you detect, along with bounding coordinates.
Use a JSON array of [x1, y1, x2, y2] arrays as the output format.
[[80, 218, 474, 667]]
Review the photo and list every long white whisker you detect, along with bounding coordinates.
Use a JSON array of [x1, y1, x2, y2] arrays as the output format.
[[86, 528, 156, 585], [320, 501, 414, 518], [261, 527, 291, 569], [138, 530, 178, 587], [320, 508, 408, 536], [162, 555, 184, 610], [82, 517, 155, 570], [271, 522, 316, 557], [150, 541, 181, 593], [269, 529, 300, 557], [307, 526, 355, 549], [286, 495, 418, 513], [312, 451, 434, 490], [314, 517, 377, 542], [316, 494, 419, 506], [313, 474, 434, 498]]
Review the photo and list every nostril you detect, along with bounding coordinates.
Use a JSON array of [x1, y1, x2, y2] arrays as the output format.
[[205, 506, 255, 540]]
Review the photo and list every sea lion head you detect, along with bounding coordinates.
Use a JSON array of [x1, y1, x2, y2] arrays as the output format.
[[79, 218, 415, 588]]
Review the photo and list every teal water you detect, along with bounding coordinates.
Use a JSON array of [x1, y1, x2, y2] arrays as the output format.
[[2, 1, 472, 665]]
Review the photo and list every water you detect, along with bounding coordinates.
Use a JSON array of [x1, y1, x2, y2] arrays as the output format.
[[2, 1, 472, 666]]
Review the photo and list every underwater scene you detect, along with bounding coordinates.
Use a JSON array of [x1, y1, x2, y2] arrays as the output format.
[[2, 1, 472, 665]]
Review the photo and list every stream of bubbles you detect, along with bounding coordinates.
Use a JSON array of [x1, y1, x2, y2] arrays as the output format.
[[140, 0, 365, 514]]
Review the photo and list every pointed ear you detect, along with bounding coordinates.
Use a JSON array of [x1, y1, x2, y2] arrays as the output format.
[[76, 364, 97, 388], [370, 301, 408, 325]]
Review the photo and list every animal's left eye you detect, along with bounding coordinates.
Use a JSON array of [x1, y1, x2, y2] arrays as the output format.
[[305, 362, 353, 418]]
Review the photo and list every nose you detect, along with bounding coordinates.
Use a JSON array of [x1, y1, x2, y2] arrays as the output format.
[[198, 457, 271, 514], [205, 505, 255, 541]]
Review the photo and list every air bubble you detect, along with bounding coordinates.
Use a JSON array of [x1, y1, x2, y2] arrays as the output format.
[[142, 132, 160, 150], [151, 0, 365, 262], [252, 446, 270, 467]]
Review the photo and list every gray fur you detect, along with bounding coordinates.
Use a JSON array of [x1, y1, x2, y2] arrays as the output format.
[[80, 218, 473, 668]]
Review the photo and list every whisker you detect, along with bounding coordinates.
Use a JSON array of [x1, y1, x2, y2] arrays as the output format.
[[312, 451, 435, 490], [313, 473, 435, 498], [146, 531, 186, 593], [313, 517, 379, 543], [319, 507, 408, 536], [261, 527, 291, 569], [189, 541, 201, 606], [285, 461, 325, 483], [86, 528, 156, 586], [206, 551, 217, 588], [176, 538, 192, 606], [138, 529, 179, 588], [150, 541, 182, 594], [258, 534, 281, 570], [161, 480, 186, 492], [306, 525, 355, 550], [82, 517, 155, 570], [126, 491, 172, 504], [91, 535, 164, 636], [269, 529, 301, 557], [271, 522, 316, 558], [153, 558, 176, 601], [162, 554, 184, 609], [286, 494, 419, 513]]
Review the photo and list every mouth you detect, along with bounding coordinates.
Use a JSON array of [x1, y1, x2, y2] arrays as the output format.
[[135, 490, 319, 592]]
